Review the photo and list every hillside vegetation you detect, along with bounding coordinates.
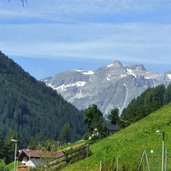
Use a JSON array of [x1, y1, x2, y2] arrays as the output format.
[[0, 51, 85, 148], [60, 103, 171, 171], [121, 85, 171, 124]]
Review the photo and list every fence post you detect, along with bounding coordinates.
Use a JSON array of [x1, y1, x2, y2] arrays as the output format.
[[86, 145, 89, 157], [165, 149, 167, 171], [100, 161, 102, 171], [65, 152, 68, 164], [116, 157, 118, 171]]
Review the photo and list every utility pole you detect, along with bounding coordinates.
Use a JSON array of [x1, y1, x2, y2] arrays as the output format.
[[11, 139, 18, 171], [156, 130, 165, 171]]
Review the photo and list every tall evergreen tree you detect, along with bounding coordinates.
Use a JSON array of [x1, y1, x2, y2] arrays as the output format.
[[107, 108, 120, 124], [83, 104, 107, 139], [164, 85, 171, 105], [0, 132, 14, 164]]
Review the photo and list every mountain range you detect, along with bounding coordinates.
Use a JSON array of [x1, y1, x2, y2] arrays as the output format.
[[43, 61, 171, 115]]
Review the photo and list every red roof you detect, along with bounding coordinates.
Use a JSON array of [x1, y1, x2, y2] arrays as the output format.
[[18, 149, 64, 161]]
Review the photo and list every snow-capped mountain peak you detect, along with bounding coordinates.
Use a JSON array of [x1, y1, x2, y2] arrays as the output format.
[[43, 61, 171, 115], [130, 64, 145, 71], [107, 60, 123, 68]]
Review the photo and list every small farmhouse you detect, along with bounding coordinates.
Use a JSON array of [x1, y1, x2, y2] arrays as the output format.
[[107, 124, 120, 135], [18, 149, 64, 168]]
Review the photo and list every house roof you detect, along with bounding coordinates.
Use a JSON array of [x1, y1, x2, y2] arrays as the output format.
[[107, 124, 120, 131], [18, 149, 64, 161]]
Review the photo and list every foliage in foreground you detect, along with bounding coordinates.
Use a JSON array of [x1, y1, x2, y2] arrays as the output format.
[[5, 161, 21, 171], [59, 103, 171, 171]]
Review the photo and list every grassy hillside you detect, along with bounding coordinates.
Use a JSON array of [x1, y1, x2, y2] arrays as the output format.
[[60, 103, 171, 171], [5, 161, 21, 171]]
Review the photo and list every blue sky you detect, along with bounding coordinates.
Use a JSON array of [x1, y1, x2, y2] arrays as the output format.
[[1, 0, 171, 79]]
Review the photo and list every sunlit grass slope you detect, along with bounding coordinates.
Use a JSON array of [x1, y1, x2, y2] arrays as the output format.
[[5, 161, 21, 171], [60, 103, 171, 171]]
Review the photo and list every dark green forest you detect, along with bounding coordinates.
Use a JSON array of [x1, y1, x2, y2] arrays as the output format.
[[121, 84, 171, 124], [0, 51, 85, 149]]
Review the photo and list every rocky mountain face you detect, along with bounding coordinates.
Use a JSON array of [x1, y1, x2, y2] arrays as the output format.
[[43, 61, 171, 115]]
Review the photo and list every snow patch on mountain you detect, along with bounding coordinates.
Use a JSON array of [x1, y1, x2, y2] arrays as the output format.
[[126, 68, 137, 78], [75, 70, 94, 75], [135, 67, 139, 71], [47, 81, 86, 92], [145, 76, 152, 80], [82, 71, 94, 75], [75, 69, 84, 72], [167, 74, 171, 79], [107, 74, 111, 81], [107, 64, 114, 68], [46, 83, 54, 89], [120, 74, 127, 78], [55, 84, 67, 92]]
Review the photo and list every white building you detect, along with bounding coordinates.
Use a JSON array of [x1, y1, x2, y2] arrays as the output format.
[[18, 149, 64, 168]]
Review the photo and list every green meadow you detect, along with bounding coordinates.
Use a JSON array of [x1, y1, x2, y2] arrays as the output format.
[[60, 103, 171, 171]]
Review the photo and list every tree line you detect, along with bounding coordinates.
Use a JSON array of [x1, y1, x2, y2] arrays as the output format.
[[121, 84, 171, 124], [83, 84, 171, 140], [83, 104, 121, 141]]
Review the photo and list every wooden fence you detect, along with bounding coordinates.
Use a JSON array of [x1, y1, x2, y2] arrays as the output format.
[[46, 144, 90, 170]]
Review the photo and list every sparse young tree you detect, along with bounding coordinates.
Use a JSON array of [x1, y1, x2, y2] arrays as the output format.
[[60, 123, 71, 144], [0, 159, 5, 170]]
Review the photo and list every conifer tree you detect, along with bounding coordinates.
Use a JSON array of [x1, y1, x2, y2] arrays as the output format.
[[107, 108, 119, 124], [83, 104, 107, 139], [60, 123, 71, 144]]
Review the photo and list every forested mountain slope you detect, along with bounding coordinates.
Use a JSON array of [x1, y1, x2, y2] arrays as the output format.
[[0, 51, 85, 146], [122, 84, 171, 123]]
